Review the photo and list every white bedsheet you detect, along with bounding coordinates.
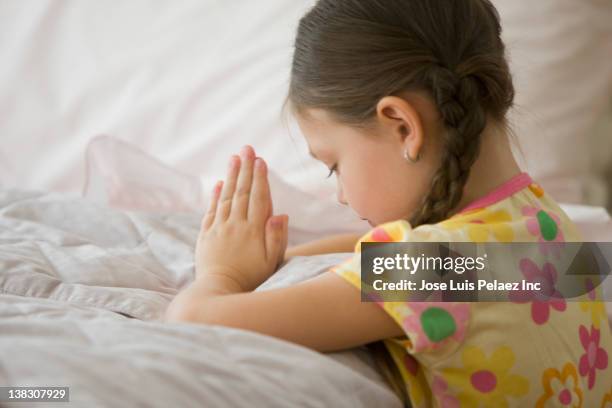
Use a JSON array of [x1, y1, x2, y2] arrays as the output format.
[[0, 189, 401, 407]]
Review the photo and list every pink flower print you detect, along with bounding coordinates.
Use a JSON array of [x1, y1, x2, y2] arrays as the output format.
[[509, 258, 566, 324], [371, 227, 393, 242], [402, 302, 469, 352], [363, 222, 406, 243], [442, 346, 529, 406], [578, 324, 608, 389], [432, 376, 460, 408], [523, 206, 565, 257]]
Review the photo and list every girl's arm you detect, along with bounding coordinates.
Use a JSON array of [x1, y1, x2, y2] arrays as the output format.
[[165, 271, 405, 352], [170, 147, 403, 352], [283, 233, 365, 262]]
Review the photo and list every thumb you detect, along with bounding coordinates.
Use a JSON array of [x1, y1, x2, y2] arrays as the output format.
[[277, 214, 289, 268], [265, 215, 284, 264], [280, 214, 289, 255]]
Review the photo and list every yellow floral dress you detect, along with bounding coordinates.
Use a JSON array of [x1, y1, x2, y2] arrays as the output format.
[[331, 173, 612, 407]]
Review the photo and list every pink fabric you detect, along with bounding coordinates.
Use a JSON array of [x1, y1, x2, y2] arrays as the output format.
[[83, 135, 206, 213], [458, 172, 533, 214], [81, 135, 371, 246]]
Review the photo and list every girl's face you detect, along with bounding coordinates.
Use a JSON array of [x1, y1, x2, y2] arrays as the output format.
[[296, 98, 442, 227]]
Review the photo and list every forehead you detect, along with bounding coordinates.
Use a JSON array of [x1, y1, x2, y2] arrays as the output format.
[[296, 109, 335, 136], [296, 108, 353, 155]]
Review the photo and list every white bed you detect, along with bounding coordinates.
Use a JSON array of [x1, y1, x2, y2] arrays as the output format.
[[0, 189, 401, 407]]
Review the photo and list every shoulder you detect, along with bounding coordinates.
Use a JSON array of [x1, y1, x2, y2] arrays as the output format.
[[331, 219, 460, 278], [353, 219, 460, 251]]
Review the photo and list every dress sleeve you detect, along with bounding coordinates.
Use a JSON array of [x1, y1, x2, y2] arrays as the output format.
[[329, 220, 471, 355], [330, 219, 414, 292]]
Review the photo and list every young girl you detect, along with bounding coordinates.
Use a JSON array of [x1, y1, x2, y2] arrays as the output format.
[[166, 0, 612, 406]]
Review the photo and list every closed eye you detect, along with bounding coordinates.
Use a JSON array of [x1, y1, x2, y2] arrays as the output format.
[[326, 164, 338, 179]]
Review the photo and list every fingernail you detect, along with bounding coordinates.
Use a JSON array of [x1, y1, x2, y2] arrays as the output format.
[[229, 155, 239, 169], [240, 145, 253, 159], [271, 217, 282, 228], [255, 157, 266, 170]]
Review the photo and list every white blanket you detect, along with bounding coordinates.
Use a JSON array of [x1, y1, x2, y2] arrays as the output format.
[[0, 189, 401, 407]]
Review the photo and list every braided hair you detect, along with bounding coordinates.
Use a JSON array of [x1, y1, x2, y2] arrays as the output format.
[[410, 65, 489, 226], [286, 0, 515, 404]]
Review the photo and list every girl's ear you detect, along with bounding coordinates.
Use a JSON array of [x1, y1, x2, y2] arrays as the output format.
[[375, 95, 424, 161]]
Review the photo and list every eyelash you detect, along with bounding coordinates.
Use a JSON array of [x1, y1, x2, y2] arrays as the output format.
[[326, 164, 338, 178]]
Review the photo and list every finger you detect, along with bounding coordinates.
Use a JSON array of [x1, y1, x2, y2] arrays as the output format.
[[248, 157, 271, 224], [278, 215, 289, 268], [282, 215, 289, 248], [265, 215, 283, 263], [202, 180, 223, 230], [230, 145, 255, 220], [265, 157, 273, 217], [254, 155, 273, 218], [217, 155, 240, 222]]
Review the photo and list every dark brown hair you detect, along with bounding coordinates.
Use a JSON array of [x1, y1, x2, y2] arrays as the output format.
[[286, 0, 515, 228], [286, 0, 515, 404]]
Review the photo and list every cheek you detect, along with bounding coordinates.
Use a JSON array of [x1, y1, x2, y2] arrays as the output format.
[[338, 169, 369, 208], [341, 166, 400, 213], [346, 162, 423, 222]]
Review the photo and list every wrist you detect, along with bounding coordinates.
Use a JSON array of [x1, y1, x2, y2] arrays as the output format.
[[195, 267, 246, 295], [283, 248, 296, 262]]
